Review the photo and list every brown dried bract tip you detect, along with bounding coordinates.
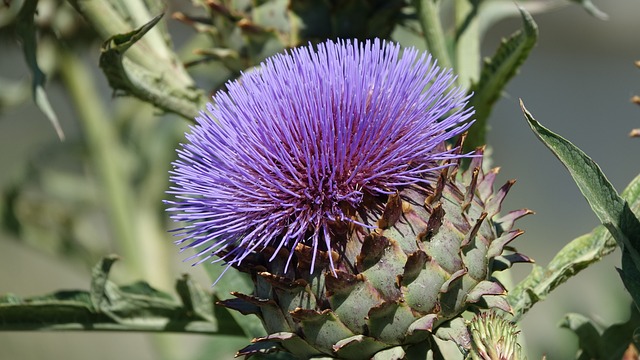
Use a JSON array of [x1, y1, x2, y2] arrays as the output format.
[[325, 271, 364, 296], [257, 271, 308, 290], [237, 18, 264, 33], [261, 245, 291, 264], [443, 133, 467, 177], [378, 192, 403, 229], [356, 233, 390, 271], [290, 308, 332, 321], [425, 168, 448, 206], [423, 203, 444, 241], [230, 291, 277, 307], [295, 243, 325, 269], [462, 167, 480, 212], [206, 0, 234, 19], [294, 243, 340, 273], [171, 12, 190, 23], [399, 250, 429, 286], [461, 212, 487, 247], [453, 132, 467, 156]]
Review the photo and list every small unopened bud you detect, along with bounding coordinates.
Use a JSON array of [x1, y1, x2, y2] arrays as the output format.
[[468, 311, 526, 360]]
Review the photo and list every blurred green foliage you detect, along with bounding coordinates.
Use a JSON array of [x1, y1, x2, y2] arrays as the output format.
[[2, 0, 634, 359]]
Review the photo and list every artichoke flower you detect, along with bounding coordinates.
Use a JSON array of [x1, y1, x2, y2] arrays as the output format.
[[167, 39, 531, 358]]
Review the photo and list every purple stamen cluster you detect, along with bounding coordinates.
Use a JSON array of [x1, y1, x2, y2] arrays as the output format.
[[166, 39, 474, 276]]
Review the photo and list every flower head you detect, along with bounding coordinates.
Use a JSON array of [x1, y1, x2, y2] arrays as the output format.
[[167, 39, 474, 276]]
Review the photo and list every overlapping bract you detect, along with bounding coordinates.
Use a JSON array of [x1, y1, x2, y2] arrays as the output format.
[[219, 148, 532, 358], [167, 39, 474, 272]]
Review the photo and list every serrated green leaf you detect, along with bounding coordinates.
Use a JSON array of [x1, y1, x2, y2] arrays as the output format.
[[16, 0, 65, 140], [0, 256, 245, 336], [510, 172, 640, 320], [464, 7, 538, 152], [98, 13, 205, 121], [619, 251, 640, 313], [519, 100, 640, 312], [521, 101, 640, 263], [508, 230, 616, 321], [560, 305, 640, 360], [90, 254, 120, 311]]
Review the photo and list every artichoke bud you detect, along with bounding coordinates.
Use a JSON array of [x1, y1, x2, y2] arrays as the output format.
[[467, 311, 526, 360], [219, 147, 532, 359]]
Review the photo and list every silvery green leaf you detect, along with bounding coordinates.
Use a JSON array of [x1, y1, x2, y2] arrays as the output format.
[[16, 0, 65, 140], [514, 101, 640, 316], [509, 169, 640, 319], [0, 256, 243, 336], [559, 305, 640, 359], [521, 101, 640, 267], [99, 13, 205, 121], [464, 7, 537, 151]]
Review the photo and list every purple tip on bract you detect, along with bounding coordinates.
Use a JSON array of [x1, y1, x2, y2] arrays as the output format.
[[166, 39, 475, 279]]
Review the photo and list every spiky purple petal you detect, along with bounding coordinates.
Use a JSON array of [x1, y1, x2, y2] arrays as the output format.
[[166, 39, 475, 275]]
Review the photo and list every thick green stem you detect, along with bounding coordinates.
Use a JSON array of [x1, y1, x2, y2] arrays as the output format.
[[58, 51, 142, 278], [454, 0, 480, 89], [59, 49, 178, 360], [413, 0, 452, 71]]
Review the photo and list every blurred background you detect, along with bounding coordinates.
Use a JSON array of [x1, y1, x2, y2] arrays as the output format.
[[1, 0, 639, 359]]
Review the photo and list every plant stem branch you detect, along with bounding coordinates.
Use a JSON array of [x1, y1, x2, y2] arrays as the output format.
[[58, 50, 142, 277], [413, 0, 452, 71], [454, 0, 480, 89]]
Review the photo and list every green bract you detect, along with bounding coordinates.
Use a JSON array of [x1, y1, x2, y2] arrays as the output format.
[[219, 147, 531, 359]]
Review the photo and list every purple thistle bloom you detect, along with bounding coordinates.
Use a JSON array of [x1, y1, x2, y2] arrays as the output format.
[[167, 39, 474, 277]]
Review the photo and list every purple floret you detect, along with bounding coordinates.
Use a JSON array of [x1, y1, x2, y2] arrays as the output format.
[[166, 39, 475, 277]]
